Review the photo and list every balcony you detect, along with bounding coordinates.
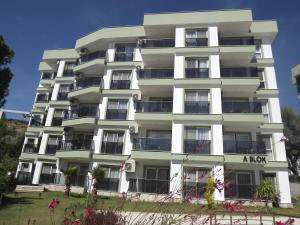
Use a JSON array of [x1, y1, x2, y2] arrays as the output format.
[[62, 106, 98, 129], [17, 171, 32, 185], [136, 101, 172, 113], [41, 72, 54, 80], [60, 139, 93, 151], [184, 140, 211, 154], [101, 142, 123, 154], [222, 101, 262, 113], [110, 80, 131, 89], [221, 67, 259, 78], [79, 51, 106, 64], [45, 144, 59, 155], [62, 70, 74, 77], [51, 117, 62, 126], [185, 38, 208, 47], [140, 39, 175, 48], [225, 184, 257, 199], [219, 37, 254, 46], [57, 92, 69, 101], [36, 94, 50, 103], [137, 69, 174, 79], [183, 181, 206, 199], [184, 101, 209, 114], [133, 137, 171, 151], [96, 178, 119, 192], [114, 52, 134, 62], [106, 109, 127, 120], [23, 143, 39, 153], [128, 178, 169, 194], [185, 68, 209, 78], [29, 119, 44, 127], [223, 140, 266, 154]]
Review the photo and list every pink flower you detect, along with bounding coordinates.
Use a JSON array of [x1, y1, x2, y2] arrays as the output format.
[[224, 201, 236, 212], [48, 198, 60, 209], [84, 207, 96, 219], [276, 221, 285, 225], [72, 219, 81, 225]]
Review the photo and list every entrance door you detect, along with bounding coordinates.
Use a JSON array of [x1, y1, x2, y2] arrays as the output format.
[[236, 172, 253, 199], [144, 167, 169, 194]]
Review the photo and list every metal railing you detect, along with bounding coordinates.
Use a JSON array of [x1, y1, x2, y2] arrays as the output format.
[[45, 144, 59, 155], [79, 51, 106, 64], [57, 92, 68, 101], [136, 101, 173, 113], [185, 68, 209, 78], [184, 140, 211, 154], [39, 173, 57, 184], [96, 178, 119, 192], [23, 143, 39, 153], [221, 68, 259, 78], [62, 70, 74, 77], [64, 106, 98, 120], [51, 117, 63, 126], [140, 39, 175, 48], [110, 80, 131, 89], [133, 137, 171, 151], [225, 184, 257, 199], [114, 52, 134, 61], [185, 38, 208, 47], [137, 68, 173, 79], [222, 101, 262, 113], [106, 109, 127, 120], [36, 94, 50, 102], [17, 171, 33, 185], [101, 142, 123, 154], [129, 178, 170, 194], [183, 182, 207, 198], [70, 77, 102, 91], [184, 101, 209, 114], [41, 72, 53, 79], [219, 37, 254, 45], [223, 140, 266, 154], [60, 139, 94, 151]]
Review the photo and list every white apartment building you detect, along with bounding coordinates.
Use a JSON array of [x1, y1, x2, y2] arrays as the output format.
[[17, 9, 292, 207]]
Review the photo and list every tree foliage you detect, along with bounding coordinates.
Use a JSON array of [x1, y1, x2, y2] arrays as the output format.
[[255, 179, 278, 207], [204, 177, 216, 209], [0, 35, 14, 108], [91, 165, 105, 202], [63, 166, 79, 196], [281, 106, 300, 176]]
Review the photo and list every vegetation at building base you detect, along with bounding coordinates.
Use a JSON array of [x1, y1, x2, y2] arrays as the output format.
[[255, 179, 278, 207], [204, 177, 216, 209], [282, 106, 300, 177], [91, 165, 105, 204], [63, 166, 79, 197]]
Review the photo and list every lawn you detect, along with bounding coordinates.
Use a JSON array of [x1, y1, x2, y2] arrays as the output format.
[[0, 191, 299, 225]]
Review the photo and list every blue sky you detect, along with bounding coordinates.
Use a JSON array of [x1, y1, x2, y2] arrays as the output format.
[[1, 0, 300, 114]]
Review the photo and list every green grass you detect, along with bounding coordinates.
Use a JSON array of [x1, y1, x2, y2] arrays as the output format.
[[0, 191, 299, 225]]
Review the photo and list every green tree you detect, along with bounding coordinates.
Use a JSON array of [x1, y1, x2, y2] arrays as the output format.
[[255, 179, 278, 207], [281, 106, 300, 176], [91, 165, 105, 202], [63, 166, 79, 196], [0, 35, 14, 108], [204, 177, 216, 209]]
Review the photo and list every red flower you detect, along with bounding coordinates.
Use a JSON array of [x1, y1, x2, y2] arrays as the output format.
[[72, 219, 81, 225], [276, 221, 285, 225], [84, 207, 96, 219], [224, 201, 236, 212], [48, 198, 60, 209]]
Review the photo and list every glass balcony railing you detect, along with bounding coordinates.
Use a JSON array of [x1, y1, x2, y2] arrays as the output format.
[[39, 173, 57, 184], [23, 143, 39, 153], [137, 69, 174, 79], [101, 142, 123, 154], [79, 51, 106, 64], [221, 68, 259, 78], [136, 101, 173, 113], [114, 52, 134, 62], [60, 139, 94, 151], [219, 37, 254, 46], [45, 144, 59, 155], [185, 38, 208, 47], [133, 137, 171, 151], [96, 178, 119, 192], [184, 140, 211, 154], [57, 92, 68, 101], [36, 94, 50, 103], [51, 117, 63, 126], [223, 140, 266, 154], [128, 178, 170, 194], [110, 80, 131, 89], [29, 119, 44, 127], [185, 68, 209, 78], [71, 175, 87, 187], [70, 77, 102, 91], [64, 106, 98, 120], [106, 109, 127, 120], [140, 38, 175, 48], [41, 73, 54, 80], [222, 101, 262, 113], [62, 70, 74, 77], [184, 101, 209, 114]]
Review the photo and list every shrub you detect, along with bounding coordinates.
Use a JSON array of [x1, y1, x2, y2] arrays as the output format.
[[204, 177, 216, 209], [63, 166, 79, 197], [91, 165, 105, 203], [255, 179, 278, 207]]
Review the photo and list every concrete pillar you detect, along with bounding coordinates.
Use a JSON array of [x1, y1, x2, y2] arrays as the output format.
[[169, 161, 182, 198], [107, 43, 115, 62], [93, 128, 103, 154], [209, 55, 220, 78], [56, 60, 65, 77], [123, 130, 132, 155], [45, 107, 55, 126], [173, 88, 184, 113], [269, 97, 282, 123], [32, 161, 43, 184], [171, 123, 183, 154], [174, 55, 185, 79], [211, 124, 223, 155], [103, 69, 112, 89], [272, 132, 287, 161], [210, 88, 222, 114], [208, 26, 219, 47], [277, 171, 292, 207], [213, 165, 224, 201], [38, 133, 49, 154], [175, 27, 185, 47]]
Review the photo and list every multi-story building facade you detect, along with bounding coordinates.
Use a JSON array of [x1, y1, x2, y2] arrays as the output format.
[[17, 9, 292, 207], [292, 64, 300, 98]]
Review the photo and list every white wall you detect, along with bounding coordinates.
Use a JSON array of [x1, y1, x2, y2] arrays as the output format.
[[171, 123, 183, 154], [131, 69, 139, 89], [208, 26, 218, 47], [103, 69, 112, 89], [123, 130, 132, 155], [93, 128, 103, 154], [173, 88, 184, 113], [211, 124, 223, 155], [38, 133, 49, 154], [272, 132, 287, 161], [213, 165, 224, 201], [174, 55, 185, 79], [175, 27, 185, 47], [32, 161, 43, 184], [169, 161, 182, 198], [210, 88, 222, 114], [209, 55, 220, 78], [107, 43, 115, 62], [277, 171, 292, 206], [261, 44, 273, 58], [56, 61, 65, 77], [264, 67, 278, 89], [51, 83, 60, 101], [45, 107, 55, 126], [99, 97, 108, 120], [269, 98, 282, 123]]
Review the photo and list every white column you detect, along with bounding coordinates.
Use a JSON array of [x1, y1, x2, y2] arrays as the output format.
[[208, 26, 219, 47], [127, 98, 135, 120], [211, 124, 223, 155], [131, 69, 139, 89], [119, 167, 129, 193], [264, 67, 278, 89], [209, 55, 220, 78], [169, 161, 182, 198], [93, 128, 103, 154], [38, 133, 49, 154], [261, 44, 273, 58], [171, 123, 183, 154], [175, 27, 185, 47], [277, 171, 292, 207], [123, 130, 132, 155], [269, 98, 282, 123], [210, 88, 222, 114], [32, 161, 43, 184], [103, 69, 112, 89], [213, 165, 224, 201], [56, 61, 65, 77], [173, 87, 184, 113], [134, 48, 142, 61], [45, 107, 55, 126], [272, 132, 287, 161], [174, 55, 185, 79], [107, 43, 115, 62], [51, 83, 60, 101], [99, 97, 108, 120]]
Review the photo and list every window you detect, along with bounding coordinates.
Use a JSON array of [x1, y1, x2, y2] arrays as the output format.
[[21, 163, 29, 172], [185, 29, 208, 47], [57, 84, 70, 100], [52, 109, 65, 126], [103, 167, 120, 179], [258, 135, 273, 159], [101, 131, 124, 154], [106, 99, 128, 120], [111, 71, 131, 89], [185, 90, 209, 113], [115, 44, 135, 61], [46, 136, 61, 155], [41, 163, 56, 174], [261, 101, 269, 122], [184, 127, 211, 154], [185, 58, 209, 78], [63, 62, 75, 76]]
